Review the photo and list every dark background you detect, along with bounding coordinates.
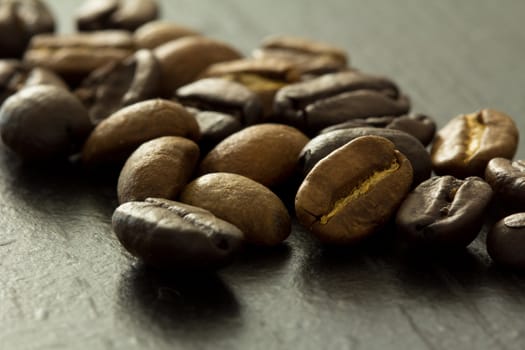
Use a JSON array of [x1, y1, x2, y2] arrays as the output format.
[[2, 1, 525, 349]]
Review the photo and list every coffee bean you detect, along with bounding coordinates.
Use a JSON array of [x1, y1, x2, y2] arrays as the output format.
[[485, 157, 525, 206], [0, 59, 67, 105], [487, 213, 525, 270], [0, 85, 92, 160], [200, 123, 309, 187], [299, 128, 431, 186], [295, 135, 413, 244], [117, 136, 200, 204], [134, 20, 200, 50], [274, 71, 410, 134], [431, 109, 519, 178], [24, 30, 135, 85], [180, 173, 291, 246], [154, 36, 242, 96], [0, 0, 55, 58], [175, 78, 264, 125], [82, 99, 199, 167], [76, 0, 159, 32], [112, 198, 244, 270], [75, 49, 161, 125], [396, 176, 492, 249], [192, 110, 243, 153]]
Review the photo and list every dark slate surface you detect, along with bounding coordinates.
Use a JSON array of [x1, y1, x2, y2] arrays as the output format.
[[2, 1, 525, 349]]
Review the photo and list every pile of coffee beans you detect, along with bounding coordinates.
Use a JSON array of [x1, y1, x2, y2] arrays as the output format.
[[1, 0, 524, 271]]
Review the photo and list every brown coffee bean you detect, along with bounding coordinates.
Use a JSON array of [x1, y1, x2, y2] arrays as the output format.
[[192, 110, 243, 153], [82, 99, 199, 167], [431, 109, 519, 178], [200, 124, 309, 187], [175, 78, 263, 125], [0, 0, 55, 58], [112, 198, 244, 270], [487, 213, 525, 270], [485, 158, 525, 206], [180, 173, 291, 246], [295, 135, 413, 244], [154, 36, 242, 96], [117, 136, 200, 204], [76, 0, 159, 32], [134, 20, 200, 50], [0, 85, 92, 160], [24, 30, 135, 84], [75, 49, 161, 125]]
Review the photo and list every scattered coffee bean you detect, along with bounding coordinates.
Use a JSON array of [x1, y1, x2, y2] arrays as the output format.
[[192, 110, 243, 153], [0, 85, 92, 160], [299, 128, 431, 185], [76, 0, 159, 32], [200, 123, 309, 187], [180, 172, 291, 246], [396, 176, 493, 250], [112, 198, 244, 270], [431, 109, 519, 178], [485, 157, 525, 206], [75, 49, 161, 125], [487, 213, 525, 270], [0, 0, 55, 58], [117, 136, 200, 204], [134, 20, 200, 50], [82, 99, 199, 167], [295, 135, 413, 244]]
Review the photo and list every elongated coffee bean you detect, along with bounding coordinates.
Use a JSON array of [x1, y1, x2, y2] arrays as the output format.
[[112, 198, 243, 270], [396, 176, 493, 249], [487, 213, 525, 269], [485, 158, 525, 206]]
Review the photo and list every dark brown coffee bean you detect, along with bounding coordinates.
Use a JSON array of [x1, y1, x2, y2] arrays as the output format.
[[180, 173, 291, 246], [0, 85, 92, 160], [24, 30, 135, 84], [112, 198, 244, 270], [396, 176, 492, 249], [118, 136, 200, 204], [485, 158, 525, 206], [200, 123, 309, 187], [154, 36, 242, 96], [0, 59, 67, 105], [295, 135, 413, 244], [75, 49, 161, 125], [134, 20, 200, 50], [299, 128, 431, 186], [175, 78, 263, 125], [487, 213, 525, 270], [0, 0, 54, 58], [76, 0, 159, 32], [431, 109, 519, 178], [192, 110, 243, 153], [274, 71, 410, 134], [82, 99, 199, 167]]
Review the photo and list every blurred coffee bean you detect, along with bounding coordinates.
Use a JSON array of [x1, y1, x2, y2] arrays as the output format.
[[76, 0, 159, 31], [487, 213, 525, 270], [396, 176, 492, 250], [431, 109, 519, 178], [485, 158, 525, 206], [192, 110, 242, 153], [75, 49, 161, 125], [134, 20, 200, 50]]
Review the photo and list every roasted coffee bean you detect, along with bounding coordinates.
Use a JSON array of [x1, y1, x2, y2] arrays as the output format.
[[431, 109, 519, 178], [485, 158, 525, 206], [0, 85, 92, 160], [76, 0, 159, 32], [0, 0, 54, 58], [487, 213, 525, 270], [200, 123, 309, 187], [0, 59, 67, 105], [134, 20, 200, 50], [274, 71, 410, 134], [75, 49, 161, 125], [321, 113, 436, 147], [396, 176, 492, 250], [295, 135, 413, 244], [180, 173, 291, 246], [24, 30, 135, 84], [299, 128, 431, 185], [154, 36, 242, 96], [175, 78, 264, 125], [118, 136, 200, 204], [82, 99, 199, 167], [192, 110, 243, 152], [112, 198, 244, 270]]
